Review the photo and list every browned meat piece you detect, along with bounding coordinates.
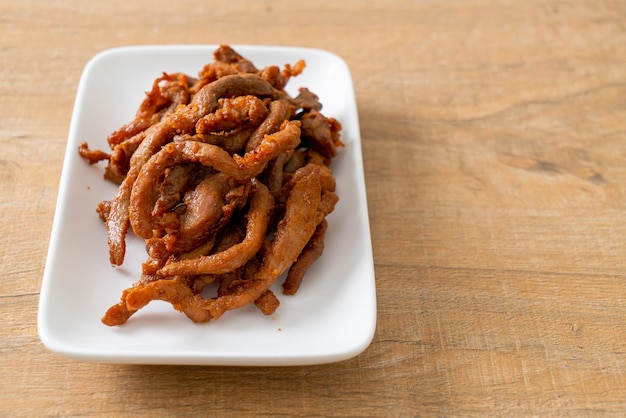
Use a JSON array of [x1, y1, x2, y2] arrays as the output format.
[[78, 142, 110, 164], [107, 72, 193, 148], [282, 219, 328, 295], [258, 59, 305, 90], [102, 166, 336, 325], [245, 99, 295, 152], [300, 109, 343, 159], [152, 164, 197, 218], [102, 277, 210, 325], [262, 150, 291, 192], [254, 290, 280, 315], [196, 96, 268, 135], [157, 179, 273, 276], [214, 44, 259, 74], [174, 173, 243, 251], [195, 95, 269, 153], [105, 131, 145, 183], [291, 87, 322, 111], [96, 200, 111, 223]]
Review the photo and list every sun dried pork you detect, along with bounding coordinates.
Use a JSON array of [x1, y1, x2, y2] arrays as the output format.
[[78, 45, 343, 326]]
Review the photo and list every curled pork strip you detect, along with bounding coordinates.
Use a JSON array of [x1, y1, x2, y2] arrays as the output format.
[[206, 45, 305, 91], [195, 96, 268, 135], [137, 169, 240, 242], [204, 45, 258, 79], [101, 277, 202, 325], [90, 75, 194, 184], [157, 179, 273, 276], [171, 173, 243, 252], [263, 150, 291, 192], [151, 164, 197, 218], [192, 45, 271, 93], [89, 72, 194, 185], [245, 99, 294, 152], [107, 73, 193, 148], [146, 180, 250, 262], [195, 95, 270, 153], [106, 74, 283, 265], [215, 244, 279, 315], [129, 120, 300, 239], [272, 162, 337, 216], [103, 272, 280, 325]]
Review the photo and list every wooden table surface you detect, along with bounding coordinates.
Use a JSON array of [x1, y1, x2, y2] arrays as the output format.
[[2, 0, 626, 415]]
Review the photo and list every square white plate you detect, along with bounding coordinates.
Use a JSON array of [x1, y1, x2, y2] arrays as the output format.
[[38, 45, 376, 366]]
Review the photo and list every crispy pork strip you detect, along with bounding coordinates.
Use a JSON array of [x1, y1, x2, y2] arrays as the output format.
[[174, 173, 240, 251], [101, 296, 136, 326], [263, 151, 291, 192], [106, 73, 192, 147], [102, 182, 270, 326], [145, 180, 249, 261], [300, 109, 343, 159], [129, 120, 300, 239], [290, 87, 322, 111], [195, 95, 268, 136], [282, 219, 328, 295], [102, 277, 211, 325], [78, 142, 110, 164], [156, 180, 273, 276], [105, 131, 146, 183], [245, 99, 294, 152], [140, 170, 240, 243], [106, 74, 283, 265], [103, 274, 279, 325], [272, 162, 337, 214], [195, 95, 270, 153], [214, 44, 259, 74], [258, 59, 305, 90]]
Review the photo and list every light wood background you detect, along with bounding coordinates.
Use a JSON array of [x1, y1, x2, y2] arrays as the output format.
[[1, 0, 625, 416]]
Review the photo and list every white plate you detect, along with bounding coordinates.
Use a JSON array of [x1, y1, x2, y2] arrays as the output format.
[[38, 45, 376, 366]]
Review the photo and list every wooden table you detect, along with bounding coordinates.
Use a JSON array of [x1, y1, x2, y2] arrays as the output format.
[[2, 0, 625, 415]]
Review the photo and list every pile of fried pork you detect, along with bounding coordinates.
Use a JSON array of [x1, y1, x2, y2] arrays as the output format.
[[78, 45, 343, 326]]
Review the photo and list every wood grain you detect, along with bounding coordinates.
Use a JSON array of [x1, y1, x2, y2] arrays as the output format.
[[1, 0, 625, 415]]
